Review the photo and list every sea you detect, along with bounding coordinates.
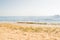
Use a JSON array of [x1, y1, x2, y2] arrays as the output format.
[[0, 15, 60, 23]]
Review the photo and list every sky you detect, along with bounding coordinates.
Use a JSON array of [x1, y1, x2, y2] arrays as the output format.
[[0, 0, 60, 16]]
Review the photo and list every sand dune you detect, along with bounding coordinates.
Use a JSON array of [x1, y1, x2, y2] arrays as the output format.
[[0, 22, 60, 40]]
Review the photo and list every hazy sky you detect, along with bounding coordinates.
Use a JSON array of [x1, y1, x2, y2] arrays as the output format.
[[0, 0, 60, 16]]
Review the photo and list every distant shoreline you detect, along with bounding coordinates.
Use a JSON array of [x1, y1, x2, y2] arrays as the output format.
[[0, 21, 60, 25]]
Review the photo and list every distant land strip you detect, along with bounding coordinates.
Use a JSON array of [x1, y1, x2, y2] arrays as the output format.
[[17, 22, 60, 25]]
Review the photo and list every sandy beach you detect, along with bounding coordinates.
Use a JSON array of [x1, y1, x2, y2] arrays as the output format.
[[0, 22, 60, 40]]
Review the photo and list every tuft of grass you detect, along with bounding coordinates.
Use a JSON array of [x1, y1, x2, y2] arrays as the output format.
[[0, 23, 60, 33]]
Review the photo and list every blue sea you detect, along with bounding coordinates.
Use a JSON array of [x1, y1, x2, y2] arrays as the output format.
[[0, 15, 60, 23]]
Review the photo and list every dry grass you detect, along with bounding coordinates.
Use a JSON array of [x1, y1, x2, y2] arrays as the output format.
[[0, 23, 60, 40], [0, 23, 60, 33]]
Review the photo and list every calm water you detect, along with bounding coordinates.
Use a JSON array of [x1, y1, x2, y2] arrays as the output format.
[[0, 16, 60, 23]]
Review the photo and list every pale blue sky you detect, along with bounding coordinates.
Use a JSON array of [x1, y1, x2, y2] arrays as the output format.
[[0, 0, 60, 16]]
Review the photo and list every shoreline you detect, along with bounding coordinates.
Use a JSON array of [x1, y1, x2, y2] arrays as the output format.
[[0, 22, 60, 28], [0, 21, 60, 25]]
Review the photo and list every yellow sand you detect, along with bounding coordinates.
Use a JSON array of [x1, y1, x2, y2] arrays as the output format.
[[0, 22, 60, 40]]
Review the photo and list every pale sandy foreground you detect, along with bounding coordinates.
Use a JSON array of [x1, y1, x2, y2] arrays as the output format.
[[0, 22, 60, 40]]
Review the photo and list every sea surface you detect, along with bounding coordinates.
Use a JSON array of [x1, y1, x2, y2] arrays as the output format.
[[0, 15, 60, 23]]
